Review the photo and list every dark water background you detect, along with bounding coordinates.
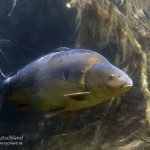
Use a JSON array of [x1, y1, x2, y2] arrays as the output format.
[[0, 0, 78, 149], [0, 0, 76, 74], [0, 1, 115, 150], [0, 0, 148, 150]]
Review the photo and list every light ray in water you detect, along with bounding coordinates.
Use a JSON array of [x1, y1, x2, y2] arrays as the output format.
[[7, 0, 18, 16], [0, 48, 10, 63]]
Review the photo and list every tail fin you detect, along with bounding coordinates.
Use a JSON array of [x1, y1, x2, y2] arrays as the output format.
[[0, 70, 6, 109]]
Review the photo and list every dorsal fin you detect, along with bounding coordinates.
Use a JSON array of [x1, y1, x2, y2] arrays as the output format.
[[53, 47, 71, 52]]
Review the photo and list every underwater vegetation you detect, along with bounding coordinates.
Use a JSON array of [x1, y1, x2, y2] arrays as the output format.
[[70, 0, 150, 125], [0, 0, 150, 149], [65, 0, 150, 149]]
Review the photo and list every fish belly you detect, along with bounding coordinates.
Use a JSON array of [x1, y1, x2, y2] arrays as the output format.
[[7, 77, 108, 112], [29, 78, 85, 112]]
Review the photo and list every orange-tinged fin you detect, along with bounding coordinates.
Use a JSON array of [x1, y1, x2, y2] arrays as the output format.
[[44, 108, 64, 118], [64, 92, 91, 101], [62, 111, 74, 117], [16, 104, 32, 111]]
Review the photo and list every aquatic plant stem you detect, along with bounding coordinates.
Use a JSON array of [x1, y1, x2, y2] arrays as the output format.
[[91, 98, 115, 148], [140, 52, 150, 126]]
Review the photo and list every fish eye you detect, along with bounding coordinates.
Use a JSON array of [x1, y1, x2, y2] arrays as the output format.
[[108, 74, 115, 80], [117, 74, 121, 78]]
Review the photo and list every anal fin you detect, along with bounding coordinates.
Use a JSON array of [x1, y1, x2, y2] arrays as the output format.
[[62, 111, 74, 117]]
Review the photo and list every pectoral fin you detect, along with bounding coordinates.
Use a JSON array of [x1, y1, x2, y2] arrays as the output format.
[[64, 91, 91, 101], [44, 108, 64, 118]]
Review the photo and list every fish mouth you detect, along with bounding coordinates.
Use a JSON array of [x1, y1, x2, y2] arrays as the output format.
[[120, 83, 133, 92]]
